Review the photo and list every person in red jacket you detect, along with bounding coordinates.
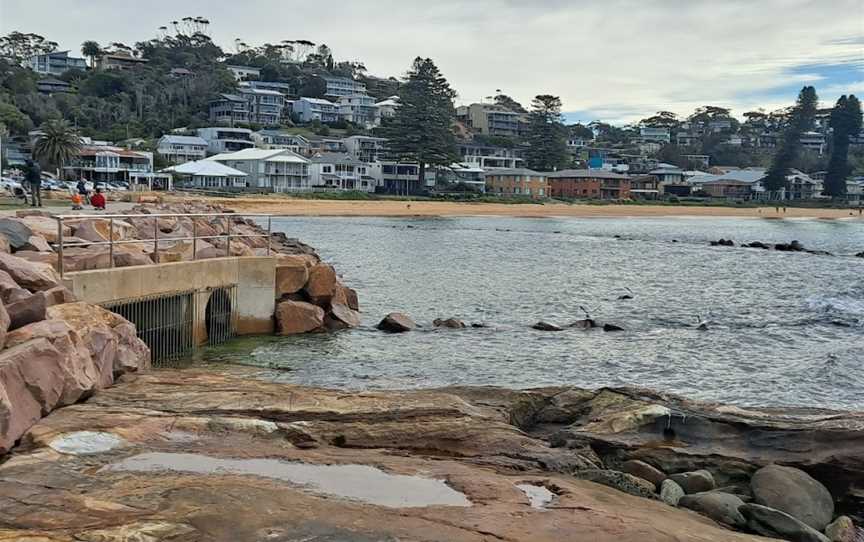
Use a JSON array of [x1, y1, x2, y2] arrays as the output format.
[[90, 188, 106, 210]]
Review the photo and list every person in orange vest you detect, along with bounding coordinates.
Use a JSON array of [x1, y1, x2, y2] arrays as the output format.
[[71, 193, 84, 210], [90, 188, 106, 210]]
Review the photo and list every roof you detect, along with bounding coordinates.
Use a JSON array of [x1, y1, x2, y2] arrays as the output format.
[[299, 97, 337, 106], [78, 147, 149, 158], [310, 153, 364, 166], [546, 169, 627, 179], [484, 168, 544, 177], [166, 160, 247, 177], [649, 168, 685, 175], [226, 65, 261, 71], [239, 88, 284, 96], [213, 93, 246, 103], [690, 169, 767, 185], [159, 135, 207, 146], [208, 148, 309, 163], [38, 77, 70, 85]]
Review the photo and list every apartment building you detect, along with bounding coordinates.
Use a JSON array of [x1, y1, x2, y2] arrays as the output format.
[[322, 76, 367, 99], [484, 168, 548, 198], [457, 143, 524, 169], [293, 98, 339, 123], [368, 162, 435, 195], [253, 131, 311, 155], [546, 169, 630, 199], [65, 146, 153, 183], [156, 135, 208, 164], [209, 94, 250, 125], [239, 87, 285, 125], [343, 135, 386, 162], [639, 126, 671, 143], [208, 148, 310, 192], [338, 95, 380, 127], [196, 127, 255, 154], [25, 51, 87, 75], [456, 103, 527, 137]]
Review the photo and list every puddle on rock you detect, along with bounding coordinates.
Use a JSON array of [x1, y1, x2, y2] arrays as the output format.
[[102, 452, 471, 508], [516, 483, 556, 509], [49, 432, 126, 455]]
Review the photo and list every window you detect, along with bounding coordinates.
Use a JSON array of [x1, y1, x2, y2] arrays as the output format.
[[322, 165, 332, 173]]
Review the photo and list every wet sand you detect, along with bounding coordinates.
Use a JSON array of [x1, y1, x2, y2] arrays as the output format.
[[170, 195, 863, 220]]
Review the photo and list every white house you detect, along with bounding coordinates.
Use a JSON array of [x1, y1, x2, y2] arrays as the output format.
[[308, 153, 377, 192], [226, 65, 261, 81], [338, 95, 380, 127], [322, 76, 367, 99], [207, 148, 310, 192], [342, 135, 386, 162], [375, 96, 400, 118], [253, 131, 311, 155], [156, 135, 208, 164], [166, 160, 248, 189], [639, 126, 671, 144], [293, 98, 339, 123], [25, 51, 87, 76]]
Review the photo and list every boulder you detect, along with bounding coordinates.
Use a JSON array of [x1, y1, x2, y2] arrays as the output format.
[[377, 312, 417, 333], [276, 253, 319, 269], [669, 470, 716, 494], [621, 459, 666, 489], [533, 321, 564, 331], [304, 264, 338, 305], [0, 252, 59, 291], [18, 216, 70, 243], [660, 479, 685, 506], [751, 464, 834, 530], [0, 338, 66, 453], [740, 503, 831, 542], [343, 286, 360, 311], [72, 219, 135, 242], [0, 300, 8, 350], [578, 469, 656, 499], [0, 217, 34, 249], [825, 516, 857, 542], [39, 286, 76, 307], [745, 241, 771, 249], [113, 251, 153, 268], [855, 251, 864, 258], [603, 323, 625, 332], [6, 319, 101, 405], [710, 239, 735, 247], [62, 247, 111, 272], [19, 235, 52, 253], [6, 293, 47, 330], [570, 318, 598, 329], [434, 318, 466, 329], [13, 250, 58, 267], [275, 262, 309, 296], [111, 322, 151, 376], [679, 492, 747, 528], [326, 304, 361, 330], [0, 270, 31, 305], [275, 300, 325, 335]]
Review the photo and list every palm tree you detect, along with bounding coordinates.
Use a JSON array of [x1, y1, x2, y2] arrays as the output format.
[[81, 40, 101, 69], [33, 120, 82, 179]]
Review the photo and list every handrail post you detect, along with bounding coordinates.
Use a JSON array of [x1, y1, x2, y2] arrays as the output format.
[[56, 217, 64, 279], [108, 217, 114, 269], [192, 220, 198, 260], [267, 216, 272, 256], [225, 219, 231, 257], [153, 218, 159, 263]]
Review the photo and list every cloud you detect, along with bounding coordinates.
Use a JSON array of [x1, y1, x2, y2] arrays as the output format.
[[2, 0, 862, 124]]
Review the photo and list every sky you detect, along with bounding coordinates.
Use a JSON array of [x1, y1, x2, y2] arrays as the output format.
[[2, 0, 862, 125]]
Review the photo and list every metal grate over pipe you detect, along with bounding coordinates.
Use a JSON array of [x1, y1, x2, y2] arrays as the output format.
[[101, 285, 237, 367]]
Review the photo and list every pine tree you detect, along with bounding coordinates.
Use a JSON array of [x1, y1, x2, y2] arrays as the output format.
[[764, 86, 818, 198], [524, 95, 568, 171], [381, 57, 457, 195], [824, 95, 863, 198]]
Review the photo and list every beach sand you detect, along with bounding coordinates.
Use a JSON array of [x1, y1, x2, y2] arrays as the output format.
[[170, 195, 863, 220]]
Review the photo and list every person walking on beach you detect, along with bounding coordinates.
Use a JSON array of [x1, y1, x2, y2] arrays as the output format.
[[24, 159, 42, 207]]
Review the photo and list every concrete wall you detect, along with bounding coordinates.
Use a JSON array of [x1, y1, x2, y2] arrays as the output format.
[[63, 257, 276, 344]]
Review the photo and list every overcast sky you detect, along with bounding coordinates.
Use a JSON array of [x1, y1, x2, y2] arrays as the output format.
[[2, 0, 862, 124]]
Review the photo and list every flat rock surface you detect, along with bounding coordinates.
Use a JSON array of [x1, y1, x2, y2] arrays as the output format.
[[0, 368, 774, 542]]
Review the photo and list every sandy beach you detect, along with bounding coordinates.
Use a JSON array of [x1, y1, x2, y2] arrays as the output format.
[[171, 195, 863, 220]]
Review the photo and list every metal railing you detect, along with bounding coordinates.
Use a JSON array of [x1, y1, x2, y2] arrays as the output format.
[[53, 212, 275, 278]]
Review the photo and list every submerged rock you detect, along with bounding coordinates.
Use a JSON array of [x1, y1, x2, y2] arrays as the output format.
[[377, 312, 417, 333], [433, 318, 466, 329], [602, 323, 625, 332], [570, 319, 597, 329], [751, 464, 834, 531], [532, 321, 564, 331]]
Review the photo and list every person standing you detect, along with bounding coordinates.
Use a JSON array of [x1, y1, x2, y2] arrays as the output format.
[[24, 159, 42, 207], [76, 179, 89, 203]]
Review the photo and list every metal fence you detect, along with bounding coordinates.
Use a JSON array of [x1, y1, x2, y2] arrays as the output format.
[[53, 213, 275, 278], [101, 285, 238, 366]]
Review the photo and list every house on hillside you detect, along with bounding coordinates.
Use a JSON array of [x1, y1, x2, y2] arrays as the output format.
[[485, 168, 548, 198], [457, 143, 524, 169], [25, 51, 86, 75], [239, 87, 285, 126], [196, 127, 255, 154], [208, 148, 309, 192], [96, 53, 148, 71], [343, 135, 386, 162], [456, 103, 527, 138], [36, 77, 73, 94], [322, 76, 367, 99], [156, 135, 209, 164], [308, 153, 377, 192], [226, 65, 261, 81], [338, 94, 380, 127], [293, 98, 339, 123], [375, 96, 400, 118], [253, 131, 311, 154], [209, 94, 250, 125]]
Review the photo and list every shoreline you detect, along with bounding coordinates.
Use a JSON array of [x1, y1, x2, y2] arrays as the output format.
[[169, 196, 864, 220]]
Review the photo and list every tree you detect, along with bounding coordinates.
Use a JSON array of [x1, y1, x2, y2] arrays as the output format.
[[0, 102, 33, 134], [824, 94, 863, 198], [493, 93, 526, 113], [81, 40, 102, 68], [381, 57, 458, 195], [764, 86, 818, 197], [640, 111, 679, 128], [33, 119, 81, 177], [568, 123, 593, 140], [299, 75, 327, 98], [0, 32, 58, 63], [524, 95, 568, 171]]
